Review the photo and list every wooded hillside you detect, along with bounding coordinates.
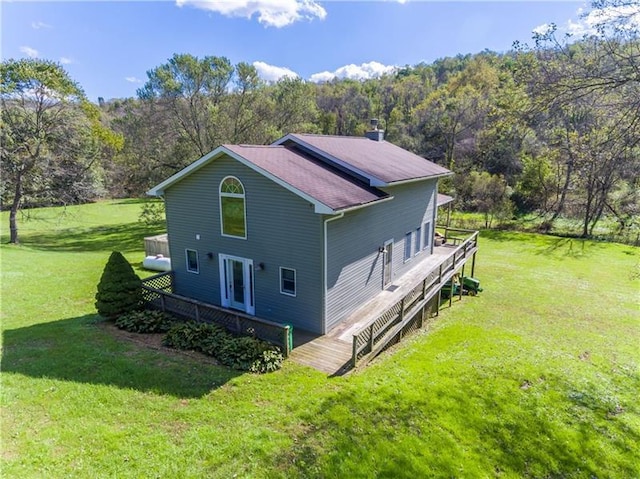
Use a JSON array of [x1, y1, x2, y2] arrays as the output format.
[[2, 0, 638, 243]]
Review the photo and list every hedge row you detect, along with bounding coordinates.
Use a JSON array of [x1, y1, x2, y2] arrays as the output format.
[[115, 310, 283, 373]]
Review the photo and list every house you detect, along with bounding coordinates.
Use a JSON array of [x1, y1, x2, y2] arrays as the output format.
[[147, 128, 451, 335]]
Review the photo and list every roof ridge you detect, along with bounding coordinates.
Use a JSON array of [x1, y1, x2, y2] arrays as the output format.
[[227, 144, 285, 149], [295, 133, 375, 140]]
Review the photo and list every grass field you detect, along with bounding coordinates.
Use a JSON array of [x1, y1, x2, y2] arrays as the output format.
[[1, 200, 639, 478]]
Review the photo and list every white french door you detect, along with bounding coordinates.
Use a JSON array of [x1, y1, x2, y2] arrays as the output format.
[[219, 254, 255, 315]]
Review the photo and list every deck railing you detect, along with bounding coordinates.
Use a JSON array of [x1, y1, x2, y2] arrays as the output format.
[[140, 272, 292, 356], [351, 228, 479, 367]]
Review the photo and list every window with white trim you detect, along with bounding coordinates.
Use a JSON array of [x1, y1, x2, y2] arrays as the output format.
[[219, 176, 246, 238], [415, 226, 422, 255], [280, 267, 296, 296], [423, 222, 431, 250], [186, 249, 199, 273], [404, 232, 412, 262]]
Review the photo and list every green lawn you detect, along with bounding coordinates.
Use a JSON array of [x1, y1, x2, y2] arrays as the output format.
[[1, 201, 639, 478]]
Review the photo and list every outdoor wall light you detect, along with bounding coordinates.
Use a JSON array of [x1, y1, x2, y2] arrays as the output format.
[[206, 252, 214, 259], [378, 246, 386, 253], [258, 262, 265, 271]]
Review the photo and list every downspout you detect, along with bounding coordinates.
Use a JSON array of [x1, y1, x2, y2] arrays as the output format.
[[323, 212, 344, 334]]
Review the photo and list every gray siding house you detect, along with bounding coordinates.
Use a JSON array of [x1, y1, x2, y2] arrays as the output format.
[[147, 131, 451, 334]]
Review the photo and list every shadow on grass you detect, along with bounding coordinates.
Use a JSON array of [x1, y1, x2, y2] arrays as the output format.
[[2, 315, 239, 398], [21, 221, 165, 253], [481, 230, 606, 258], [275, 372, 640, 478]]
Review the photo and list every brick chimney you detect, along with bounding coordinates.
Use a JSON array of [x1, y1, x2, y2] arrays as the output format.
[[365, 118, 384, 141]]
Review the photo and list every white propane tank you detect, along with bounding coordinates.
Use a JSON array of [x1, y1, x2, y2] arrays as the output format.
[[143, 254, 172, 272]]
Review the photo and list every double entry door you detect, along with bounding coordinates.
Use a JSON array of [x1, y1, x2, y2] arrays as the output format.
[[219, 254, 255, 315]]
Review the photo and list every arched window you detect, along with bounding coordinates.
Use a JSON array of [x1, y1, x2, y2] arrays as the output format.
[[219, 176, 246, 238]]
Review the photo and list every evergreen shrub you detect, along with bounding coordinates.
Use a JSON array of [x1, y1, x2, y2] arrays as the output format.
[[95, 251, 142, 319]]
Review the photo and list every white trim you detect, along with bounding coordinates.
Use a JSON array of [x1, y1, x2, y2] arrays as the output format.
[[423, 221, 431, 251], [414, 226, 422, 256], [323, 212, 344, 334], [147, 147, 223, 196], [383, 239, 394, 288], [403, 232, 412, 263], [147, 146, 335, 215], [185, 249, 199, 274], [385, 171, 453, 186], [279, 267, 297, 297], [218, 254, 255, 315], [219, 176, 247, 240]]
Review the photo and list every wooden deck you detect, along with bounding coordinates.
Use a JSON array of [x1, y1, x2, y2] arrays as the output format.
[[289, 329, 352, 376], [289, 233, 477, 375]]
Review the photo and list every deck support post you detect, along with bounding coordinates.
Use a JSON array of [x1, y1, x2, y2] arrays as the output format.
[[368, 324, 374, 353], [471, 251, 477, 277], [449, 276, 454, 307], [160, 294, 166, 312], [459, 265, 465, 301]]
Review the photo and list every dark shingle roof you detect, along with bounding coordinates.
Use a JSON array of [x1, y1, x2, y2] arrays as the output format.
[[149, 133, 450, 213], [223, 145, 389, 211], [280, 133, 451, 185]]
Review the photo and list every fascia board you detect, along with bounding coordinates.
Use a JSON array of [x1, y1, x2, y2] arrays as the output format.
[[147, 145, 335, 215], [146, 146, 226, 196]]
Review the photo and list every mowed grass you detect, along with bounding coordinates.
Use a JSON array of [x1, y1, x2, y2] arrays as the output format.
[[1, 201, 639, 478]]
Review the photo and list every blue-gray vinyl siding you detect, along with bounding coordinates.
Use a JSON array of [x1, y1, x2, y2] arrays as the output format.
[[325, 180, 438, 331], [164, 154, 324, 333]]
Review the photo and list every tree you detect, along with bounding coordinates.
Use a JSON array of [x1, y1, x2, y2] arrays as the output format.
[[514, 0, 640, 235], [138, 53, 234, 158], [1, 58, 120, 244], [95, 251, 142, 319], [469, 171, 513, 228]]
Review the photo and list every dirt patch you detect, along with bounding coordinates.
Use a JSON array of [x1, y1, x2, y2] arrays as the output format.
[[96, 321, 220, 366]]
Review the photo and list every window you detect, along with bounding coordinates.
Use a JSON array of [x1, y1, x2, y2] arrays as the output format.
[[423, 222, 431, 250], [186, 249, 199, 273], [220, 176, 246, 238], [404, 232, 412, 262], [280, 267, 296, 296], [415, 226, 422, 255]]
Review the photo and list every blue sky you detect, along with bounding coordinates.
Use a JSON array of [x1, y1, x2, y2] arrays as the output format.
[[3, 1, 588, 101]]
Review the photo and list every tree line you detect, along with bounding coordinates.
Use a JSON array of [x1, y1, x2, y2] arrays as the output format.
[[2, 0, 638, 244]]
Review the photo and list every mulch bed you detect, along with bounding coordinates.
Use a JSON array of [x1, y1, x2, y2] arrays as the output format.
[[96, 320, 220, 365]]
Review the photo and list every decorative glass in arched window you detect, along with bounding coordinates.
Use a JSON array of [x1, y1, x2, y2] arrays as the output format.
[[219, 176, 246, 238]]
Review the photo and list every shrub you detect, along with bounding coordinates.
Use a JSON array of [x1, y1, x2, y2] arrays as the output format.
[[115, 310, 177, 333], [163, 322, 226, 351], [162, 321, 283, 373], [250, 349, 284, 374], [217, 336, 267, 371], [95, 251, 142, 319]]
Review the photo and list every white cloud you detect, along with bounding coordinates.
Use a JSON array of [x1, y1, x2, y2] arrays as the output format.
[[564, 3, 640, 37], [20, 46, 39, 58], [309, 61, 396, 83], [532, 23, 553, 36], [31, 21, 52, 29], [125, 76, 143, 84], [176, 0, 326, 28], [253, 61, 299, 82], [60, 57, 73, 65]]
